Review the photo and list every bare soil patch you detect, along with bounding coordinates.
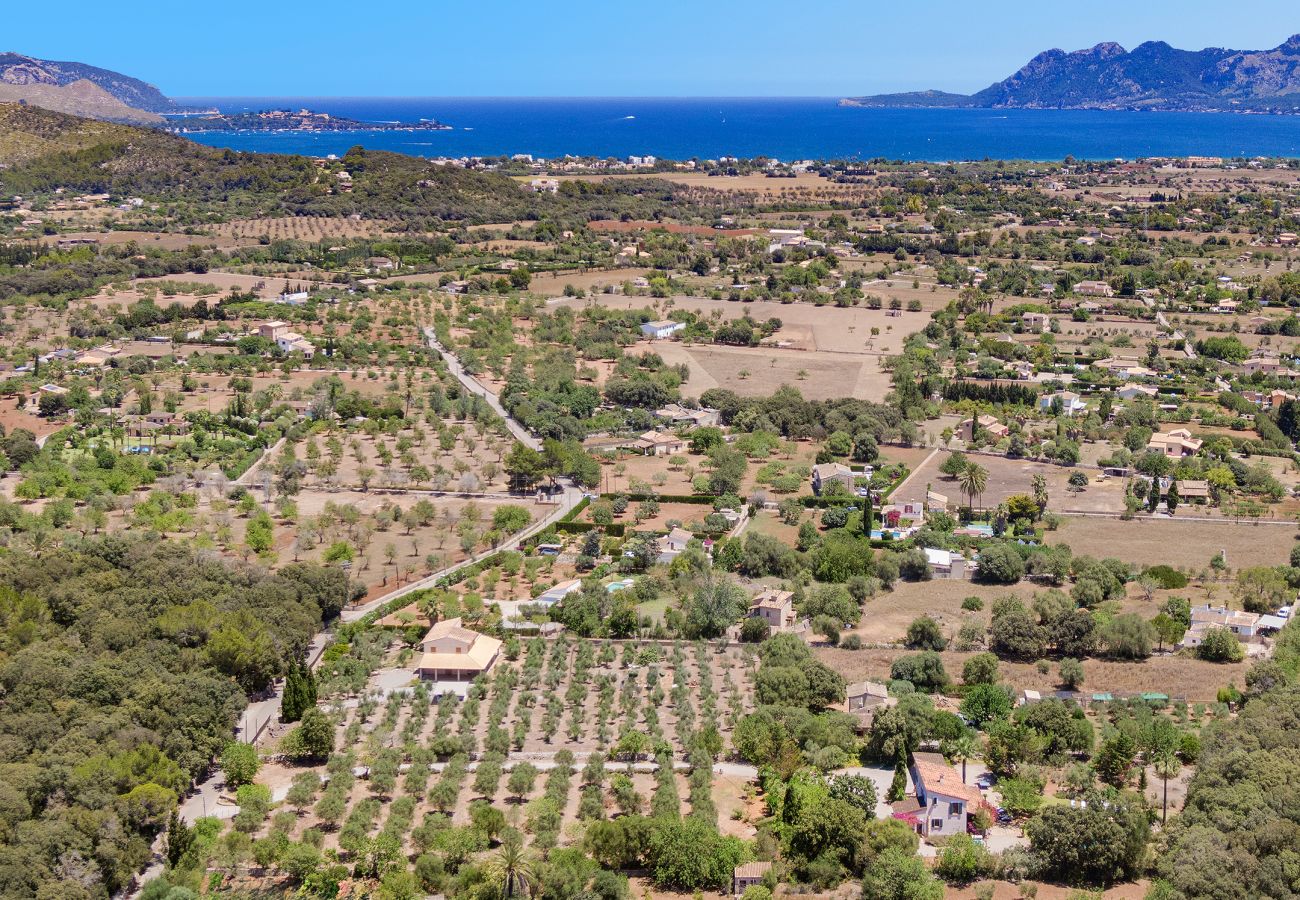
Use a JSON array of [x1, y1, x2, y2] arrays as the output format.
[[899, 452, 1127, 514], [1048, 515, 1298, 571]]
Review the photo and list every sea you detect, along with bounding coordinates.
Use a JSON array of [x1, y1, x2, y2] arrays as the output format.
[[172, 97, 1300, 163]]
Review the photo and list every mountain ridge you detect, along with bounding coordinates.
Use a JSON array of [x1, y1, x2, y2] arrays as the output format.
[[844, 34, 1300, 113], [0, 78, 163, 126], [0, 52, 177, 112]]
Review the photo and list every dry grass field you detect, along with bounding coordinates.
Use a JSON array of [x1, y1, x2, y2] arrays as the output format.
[[538, 170, 867, 200], [529, 267, 654, 296], [579, 500, 722, 533], [849, 579, 1031, 645], [946, 882, 1150, 900], [551, 289, 949, 401], [897, 452, 1129, 514], [663, 344, 892, 401], [78, 271, 311, 304], [1048, 515, 1298, 570], [554, 293, 928, 355], [37, 229, 218, 250], [74, 485, 531, 600], [316, 420, 514, 494]]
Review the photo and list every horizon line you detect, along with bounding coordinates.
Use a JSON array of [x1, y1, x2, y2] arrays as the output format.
[[172, 95, 861, 101]]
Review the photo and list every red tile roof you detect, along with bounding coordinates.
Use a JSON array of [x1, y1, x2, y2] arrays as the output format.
[[913, 758, 984, 805]]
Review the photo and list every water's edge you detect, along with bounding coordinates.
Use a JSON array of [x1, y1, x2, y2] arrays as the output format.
[[172, 97, 1300, 162]]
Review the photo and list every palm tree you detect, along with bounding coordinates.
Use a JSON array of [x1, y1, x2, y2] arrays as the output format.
[[1152, 748, 1181, 824], [945, 733, 979, 784], [484, 833, 536, 898], [1032, 473, 1049, 514], [958, 461, 989, 512]]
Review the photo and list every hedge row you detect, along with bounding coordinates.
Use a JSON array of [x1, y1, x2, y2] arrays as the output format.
[[554, 521, 627, 537], [338, 551, 510, 640], [561, 495, 591, 522], [601, 492, 718, 504], [801, 496, 858, 508]]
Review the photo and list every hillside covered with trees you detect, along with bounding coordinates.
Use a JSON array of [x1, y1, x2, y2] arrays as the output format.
[[0, 538, 344, 898], [0, 105, 691, 227]]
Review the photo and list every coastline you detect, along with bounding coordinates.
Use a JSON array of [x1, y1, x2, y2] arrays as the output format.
[[173, 98, 1300, 162], [839, 97, 1300, 115]]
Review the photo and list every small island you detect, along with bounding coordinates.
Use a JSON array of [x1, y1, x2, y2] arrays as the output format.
[[168, 107, 452, 133]]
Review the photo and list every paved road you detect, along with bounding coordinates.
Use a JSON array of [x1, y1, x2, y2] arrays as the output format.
[[124, 629, 331, 898], [332, 326, 581, 622], [235, 436, 286, 488], [424, 326, 540, 451], [1155, 310, 1196, 360], [888, 446, 941, 505], [126, 328, 556, 897], [339, 483, 581, 622]]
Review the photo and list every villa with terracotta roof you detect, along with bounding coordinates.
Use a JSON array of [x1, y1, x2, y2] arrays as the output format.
[[1180, 604, 1285, 657], [897, 754, 985, 838], [655, 526, 696, 564], [957, 414, 1009, 442], [845, 680, 889, 712], [414, 618, 502, 682], [749, 588, 795, 631], [630, 430, 687, 457], [732, 861, 772, 897], [1074, 279, 1114, 298], [1146, 428, 1203, 458], [811, 462, 855, 496]]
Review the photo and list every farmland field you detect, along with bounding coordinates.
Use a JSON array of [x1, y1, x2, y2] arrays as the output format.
[[1048, 515, 1298, 571]]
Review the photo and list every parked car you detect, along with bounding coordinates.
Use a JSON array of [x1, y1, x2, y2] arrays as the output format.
[[975, 772, 997, 789]]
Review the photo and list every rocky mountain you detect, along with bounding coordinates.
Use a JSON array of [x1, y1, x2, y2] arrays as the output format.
[[844, 34, 1300, 113], [0, 79, 162, 126], [0, 52, 177, 121]]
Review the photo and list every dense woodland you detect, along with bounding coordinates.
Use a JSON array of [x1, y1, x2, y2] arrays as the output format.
[[0, 539, 344, 898], [0, 107, 691, 228]]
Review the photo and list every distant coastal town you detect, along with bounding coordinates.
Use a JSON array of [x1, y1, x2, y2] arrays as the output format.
[[166, 107, 452, 133]]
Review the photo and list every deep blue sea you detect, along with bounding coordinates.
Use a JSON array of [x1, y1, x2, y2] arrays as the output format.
[[172, 97, 1300, 162]]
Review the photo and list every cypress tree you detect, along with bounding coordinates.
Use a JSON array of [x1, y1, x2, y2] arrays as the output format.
[[886, 754, 908, 803], [165, 810, 194, 868], [281, 664, 303, 722], [302, 662, 318, 708]]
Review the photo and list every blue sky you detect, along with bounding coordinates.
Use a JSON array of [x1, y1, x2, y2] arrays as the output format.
[[10, 1, 1299, 96]]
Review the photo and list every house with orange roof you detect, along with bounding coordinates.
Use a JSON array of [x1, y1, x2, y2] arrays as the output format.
[[904, 754, 985, 838], [1146, 428, 1202, 458], [414, 618, 502, 683], [732, 861, 772, 897], [748, 588, 795, 631]]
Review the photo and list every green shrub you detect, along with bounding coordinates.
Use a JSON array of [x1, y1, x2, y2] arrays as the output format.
[[1142, 565, 1188, 590]]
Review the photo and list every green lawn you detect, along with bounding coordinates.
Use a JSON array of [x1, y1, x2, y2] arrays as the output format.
[[635, 597, 671, 624]]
